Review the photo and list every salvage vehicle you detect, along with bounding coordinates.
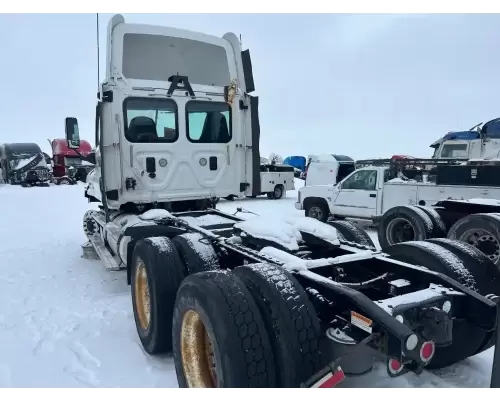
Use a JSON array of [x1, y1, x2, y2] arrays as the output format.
[[49, 138, 94, 185], [70, 14, 500, 388], [0, 142, 51, 187]]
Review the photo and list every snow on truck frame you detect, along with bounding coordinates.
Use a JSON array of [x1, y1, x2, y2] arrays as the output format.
[[68, 15, 500, 388]]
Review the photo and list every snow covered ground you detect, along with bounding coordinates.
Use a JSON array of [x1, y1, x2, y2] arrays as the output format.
[[0, 179, 494, 387]]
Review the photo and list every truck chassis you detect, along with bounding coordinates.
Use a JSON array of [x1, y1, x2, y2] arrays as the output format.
[[82, 205, 500, 388]]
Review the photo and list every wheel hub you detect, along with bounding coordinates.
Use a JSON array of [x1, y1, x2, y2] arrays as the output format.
[[309, 206, 323, 220], [134, 260, 151, 331], [181, 309, 217, 388], [464, 229, 500, 263], [387, 217, 415, 245]]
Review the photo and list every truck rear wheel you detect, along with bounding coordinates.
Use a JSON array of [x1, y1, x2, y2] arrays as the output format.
[[426, 238, 500, 296], [426, 238, 500, 355], [233, 263, 322, 387], [328, 220, 376, 249], [172, 233, 220, 274], [385, 241, 486, 369], [172, 271, 276, 388], [447, 213, 500, 269], [378, 205, 434, 250], [267, 184, 284, 200], [131, 237, 186, 354], [415, 206, 447, 239]]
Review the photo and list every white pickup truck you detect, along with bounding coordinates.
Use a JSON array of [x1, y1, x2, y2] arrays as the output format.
[[295, 165, 500, 223]]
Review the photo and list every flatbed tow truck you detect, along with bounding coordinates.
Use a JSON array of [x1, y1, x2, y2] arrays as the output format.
[[69, 14, 500, 388]]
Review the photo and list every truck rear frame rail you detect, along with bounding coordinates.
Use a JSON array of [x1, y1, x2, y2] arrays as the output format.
[[82, 206, 499, 388]]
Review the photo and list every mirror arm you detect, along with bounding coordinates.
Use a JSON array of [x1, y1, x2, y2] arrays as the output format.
[[70, 148, 95, 165]]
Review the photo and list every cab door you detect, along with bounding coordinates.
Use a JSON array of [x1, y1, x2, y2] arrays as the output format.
[[331, 169, 379, 218]]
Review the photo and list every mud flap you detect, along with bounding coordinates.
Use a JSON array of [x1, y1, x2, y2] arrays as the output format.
[[301, 332, 378, 388], [302, 365, 345, 388]]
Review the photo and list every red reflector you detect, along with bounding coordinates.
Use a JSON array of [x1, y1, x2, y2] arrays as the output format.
[[311, 367, 345, 388], [388, 358, 404, 375], [420, 341, 435, 362], [390, 359, 401, 371]]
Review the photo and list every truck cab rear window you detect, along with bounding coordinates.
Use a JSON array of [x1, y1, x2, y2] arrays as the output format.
[[124, 98, 178, 143], [186, 101, 231, 144]]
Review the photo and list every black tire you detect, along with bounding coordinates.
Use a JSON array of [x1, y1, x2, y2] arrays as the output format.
[[172, 232, 220, 274], [266, 192, 274, 199], [415, 206, 447, 239], [447, 213, 500, 270], [172, 271, 276, 388], [385, 241, 486, 369], [328, 220, 376, 249], [304, 200, 329, 223], [233, 263, 322, 387], [131, 237, 186, 354], [272, 184, 284, 200], [378, 205, 434, 250], [426, 238, 500, 355], [426, 238, 500, 296]]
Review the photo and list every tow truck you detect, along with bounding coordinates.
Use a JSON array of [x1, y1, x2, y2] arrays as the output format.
[[296, 157, 500, 261]]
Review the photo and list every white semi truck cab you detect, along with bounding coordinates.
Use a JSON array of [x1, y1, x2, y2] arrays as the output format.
[[430, 117, 500, 161], [65, 14, 263, 214]]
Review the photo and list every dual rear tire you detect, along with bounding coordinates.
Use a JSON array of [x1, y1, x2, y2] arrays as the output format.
[[379, 206, 500, 271], [386, 239, 500, 369], [130, 235, 321, 387]]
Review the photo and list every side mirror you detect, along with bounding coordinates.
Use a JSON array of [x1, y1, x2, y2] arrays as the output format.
[[65, 117, 80, 149]]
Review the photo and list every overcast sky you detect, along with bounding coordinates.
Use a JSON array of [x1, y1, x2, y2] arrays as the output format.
[[1, 13, 499, 159]]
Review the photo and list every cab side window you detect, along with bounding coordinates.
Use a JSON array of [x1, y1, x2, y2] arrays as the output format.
[[341, 170, 378, 191]]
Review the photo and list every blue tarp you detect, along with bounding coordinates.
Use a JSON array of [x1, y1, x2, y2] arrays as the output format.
[[441, 118, 500, 142], [283, 156, 306, 171], [443, 131, 480, 141]]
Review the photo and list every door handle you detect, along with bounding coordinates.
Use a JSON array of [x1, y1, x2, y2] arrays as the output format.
[[370, 193, 376, 198]]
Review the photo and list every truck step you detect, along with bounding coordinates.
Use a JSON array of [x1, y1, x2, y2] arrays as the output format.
[[87, 234, 123, 272]]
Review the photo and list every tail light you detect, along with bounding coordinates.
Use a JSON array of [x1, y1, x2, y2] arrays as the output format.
[[419, 341, 435, 363], [387, 358, 404, 376]]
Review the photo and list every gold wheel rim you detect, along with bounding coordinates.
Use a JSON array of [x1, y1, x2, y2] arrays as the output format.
[[134, 260, 151, 331], [181, 309, 217, 387]]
